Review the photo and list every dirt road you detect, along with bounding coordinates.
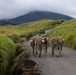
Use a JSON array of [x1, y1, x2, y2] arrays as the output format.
[[27, 41, 76, 75]]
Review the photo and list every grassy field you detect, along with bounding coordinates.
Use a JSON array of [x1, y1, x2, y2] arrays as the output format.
[[0, 19, 63, 37], [0, 37, 16, 75], [47, 19, 76, 49]]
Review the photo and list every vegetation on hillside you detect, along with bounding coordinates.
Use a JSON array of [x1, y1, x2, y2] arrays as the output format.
[[0, 37, 16, 75], [47, 19, 76, 49], [0, 19, 64, 37]]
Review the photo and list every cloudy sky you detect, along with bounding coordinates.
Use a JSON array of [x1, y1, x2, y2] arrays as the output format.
[[0, 0, 76, 19]]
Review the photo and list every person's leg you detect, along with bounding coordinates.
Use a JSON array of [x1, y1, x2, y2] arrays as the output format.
[[59, 44, 63, 57], [52, 45, 54, 57], [39, 45, 42, 57], [56, 44, 59, 57], [44, 44, 47, 56]]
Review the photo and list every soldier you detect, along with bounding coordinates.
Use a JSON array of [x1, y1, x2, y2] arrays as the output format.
[[30, 34, 36, 56], [42, 34, 49, 56], [26, 34, 29, 41], [57, 34, 64, 57], [37, 34, 43, 57], [51, 35, 58, 57]]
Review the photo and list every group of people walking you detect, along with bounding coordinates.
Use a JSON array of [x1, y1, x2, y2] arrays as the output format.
[[30, 33, 64, 58]]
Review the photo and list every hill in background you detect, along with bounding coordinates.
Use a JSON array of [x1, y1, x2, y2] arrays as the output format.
[[5, 11, 73, 24], [0, 19, 64, 36], [0, 20, 15, 26]]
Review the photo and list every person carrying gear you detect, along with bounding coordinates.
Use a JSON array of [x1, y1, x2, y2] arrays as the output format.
[[42, 34, 49, 56], [37, 34, 43, 57], [57, 34, 64, 57], [34, 35, 38, 56], [51, 35, 58, 57], [30, 34, 36, 56]]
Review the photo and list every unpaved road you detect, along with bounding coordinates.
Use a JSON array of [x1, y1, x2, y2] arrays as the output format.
[[27, 41, 76, 75]]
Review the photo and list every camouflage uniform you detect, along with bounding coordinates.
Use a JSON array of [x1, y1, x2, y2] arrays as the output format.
[[37, 34, 43, 57], [30, 35, 37, 56], [42, 35, 48, 56], [51, 36, 58, 57], [57, 34, 64, 57]]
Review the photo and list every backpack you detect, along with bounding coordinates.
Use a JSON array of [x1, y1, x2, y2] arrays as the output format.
[[57, 36, 64, 44], [42, 39, 45, 43], [44, 37, 48, 44], [30, 36, 36, 46], [37, 36, 42, 45], [51, 37, 57, 45]]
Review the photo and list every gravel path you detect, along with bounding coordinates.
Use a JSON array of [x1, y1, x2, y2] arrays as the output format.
[[27, 41, 76, 75]]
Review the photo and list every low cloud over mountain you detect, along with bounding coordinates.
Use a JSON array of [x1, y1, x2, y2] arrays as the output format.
[[0, 0, 76, 20]]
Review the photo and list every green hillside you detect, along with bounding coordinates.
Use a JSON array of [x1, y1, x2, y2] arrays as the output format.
[[0, 19, 76, 50], [0, 37, 16, 75], [0, 19, 76, 75], [0, 19, 63, 37], [47, 19, 76, 49]]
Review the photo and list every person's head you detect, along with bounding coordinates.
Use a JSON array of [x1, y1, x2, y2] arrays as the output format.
[[44, 34, 47, 37], [52, 35, 55, 37], [39, 34, 41, 36]]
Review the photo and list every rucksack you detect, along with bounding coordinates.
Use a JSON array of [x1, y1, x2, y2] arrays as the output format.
[[37, 36, 42, 45], [30, 36, 36, 46], [57, 36, 64, 44], [44, 37, 48, 44], [51, 37, 57, 45]]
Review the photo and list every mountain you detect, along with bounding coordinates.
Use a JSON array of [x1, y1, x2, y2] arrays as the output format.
[[5, 11, 73, 24], [0, 20, 16, 25]]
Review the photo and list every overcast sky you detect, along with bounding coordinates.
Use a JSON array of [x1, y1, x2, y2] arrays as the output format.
[[0, 0, 76, 19]]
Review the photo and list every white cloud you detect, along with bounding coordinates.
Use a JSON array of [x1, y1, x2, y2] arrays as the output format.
[[0, 0, 76, 19]]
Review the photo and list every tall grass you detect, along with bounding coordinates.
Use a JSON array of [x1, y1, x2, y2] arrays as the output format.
[[0, 19, 63, 37], [0, 37, 16, 75], [47, 19, 76, 50]]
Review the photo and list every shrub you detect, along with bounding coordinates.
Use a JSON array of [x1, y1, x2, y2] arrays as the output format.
[[7, 34, 21, 43], [0, 37, 16, 75]]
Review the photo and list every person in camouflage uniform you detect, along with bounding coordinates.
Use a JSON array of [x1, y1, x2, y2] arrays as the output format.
[[51, 35, 58, 57], [42, 34, 49, 56], [30, 34, 37, 56], [37, 34, 43, 57], [57, 34, 64, 57]]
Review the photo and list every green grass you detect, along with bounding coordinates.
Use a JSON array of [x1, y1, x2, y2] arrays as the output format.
[[47, 19, 76, 49], [0, 37, 16, 75], [0, 19, 63, 37]]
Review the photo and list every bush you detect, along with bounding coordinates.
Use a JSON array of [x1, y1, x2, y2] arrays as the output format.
[[0, 37, 16, 75], [65, 33, 76, 49], [7, 34, 21, 43]]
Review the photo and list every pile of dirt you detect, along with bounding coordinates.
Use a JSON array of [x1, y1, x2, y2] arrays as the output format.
[[12, 59, 41, 75]]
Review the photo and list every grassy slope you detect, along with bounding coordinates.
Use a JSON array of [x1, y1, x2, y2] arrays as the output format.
[[0, 19, 62, 36], [0, 37, 16, 75], [47, 19, 76, 49], [0, 19, 76, 49]]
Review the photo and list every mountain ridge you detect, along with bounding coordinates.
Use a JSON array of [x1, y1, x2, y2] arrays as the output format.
[[5, 11, 73, 24]]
